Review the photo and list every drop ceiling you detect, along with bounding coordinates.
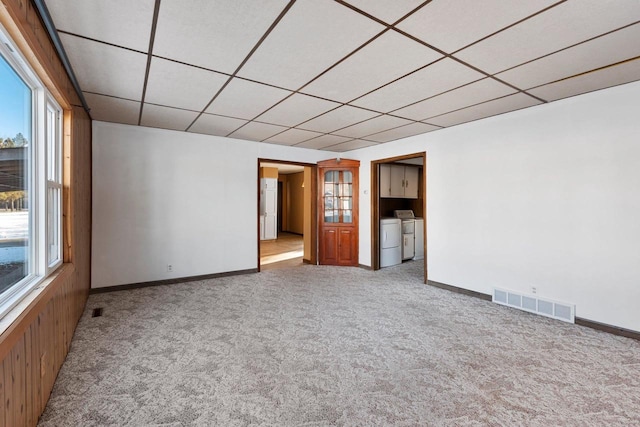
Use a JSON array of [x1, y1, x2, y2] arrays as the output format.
[[45, 0, 640, 152]]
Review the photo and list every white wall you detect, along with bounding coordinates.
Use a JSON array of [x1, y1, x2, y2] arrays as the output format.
[[93, 81, 640, 332], [92, 122, 330, 288], [350, 81, 640, 332]]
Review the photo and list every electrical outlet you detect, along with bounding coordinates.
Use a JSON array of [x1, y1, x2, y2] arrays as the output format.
[[167, 264, 173, 272], [531, 286, 537, 294]]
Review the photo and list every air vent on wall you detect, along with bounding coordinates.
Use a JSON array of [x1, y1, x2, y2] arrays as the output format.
[[493, 288, 575, 323]]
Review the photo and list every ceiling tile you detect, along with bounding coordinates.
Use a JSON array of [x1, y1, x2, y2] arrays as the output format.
[[297, 105, 379, 133], [153, 0, 289, 74], [206, 78, 292, 120], [456, 0, 640, 75], [333, 115, 412, 138], [351, 58, 484, 112], [140, 104, 199, 131], [47, 0, 156, 51], [60, 34, 147, 100], [228, 122, 288, 142], [341, 0, 425, 24], [265, 128, 323, 145], [188, 113, 248, 137], [397, 0, 558, 53], [294, 135, 352, 149], [302, 31, 442, 102], [84, 93, 140, 125], [394, 78, 517, 121], [366, 122, 439, 143], [325, 139, 379, 152], [496, 24, 640, 90], [256, 94, 340, 127], [145, 57, 228, 112], [528, 59, 640, 102], [237, 0, 384, 89], [426, 93, 542, 128]]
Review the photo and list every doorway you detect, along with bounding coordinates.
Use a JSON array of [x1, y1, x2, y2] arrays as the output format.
[[371, 152, 427, 283], [258, 159, 317, 271]]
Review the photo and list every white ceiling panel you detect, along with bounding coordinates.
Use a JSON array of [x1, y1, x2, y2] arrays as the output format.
[[256, 94, 340, 127], [229, 122, 288, 142], [496, 24, 640, 90], [333, 115, 412, 138], [302, 31, 442, 102], [295, 135, 352, 150], [394, 78, 516, 121], [325, 139, 379, 152], [297, 105, 379, 133], [84, 93, 140, 125], [47, 0, 155, 51], [237, 0, 384, 89], [145, 58, 228, 112], [50, 0, 640, 151], [140, 104, 199, 131], [153, 0, 289, 74], [426, 93, 541, 128], [206, 78, 292, 120], [343, 0, 425, 24], [397, 0, 558, 54], [528, 59, 640, 102], [60, 34, 147, 101], [456, 0, 640, 75], [189, 113, 248, 137], [351, 58, 484, 112], [366, 122, 439, 143], [265, 128, 323, 145]]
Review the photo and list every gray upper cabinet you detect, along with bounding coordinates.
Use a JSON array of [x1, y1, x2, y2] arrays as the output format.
[[380, 164, 419, 199]]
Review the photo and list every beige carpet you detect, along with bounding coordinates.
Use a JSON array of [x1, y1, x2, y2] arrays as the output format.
[[38, 262, 640, 426]]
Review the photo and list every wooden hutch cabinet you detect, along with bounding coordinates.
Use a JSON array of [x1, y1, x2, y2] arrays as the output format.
[[317, 158, 359, 266]]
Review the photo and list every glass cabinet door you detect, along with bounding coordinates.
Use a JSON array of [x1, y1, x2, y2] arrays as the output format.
[[323, 170, 353, 224]]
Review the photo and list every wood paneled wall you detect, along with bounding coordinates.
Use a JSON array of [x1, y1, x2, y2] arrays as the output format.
[[0, 1, 92, 425]]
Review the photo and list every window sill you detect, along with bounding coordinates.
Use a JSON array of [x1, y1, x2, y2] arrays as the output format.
[[0, 263, 75, 358]]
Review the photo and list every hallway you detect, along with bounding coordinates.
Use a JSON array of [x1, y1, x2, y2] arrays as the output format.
[[260, 232, 303, 270]]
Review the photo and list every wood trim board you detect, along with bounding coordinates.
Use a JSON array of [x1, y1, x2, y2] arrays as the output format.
[[90, 268, 259, 294]]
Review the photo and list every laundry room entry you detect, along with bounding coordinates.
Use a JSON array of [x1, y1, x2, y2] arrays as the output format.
[[371, 153, 427, 283]]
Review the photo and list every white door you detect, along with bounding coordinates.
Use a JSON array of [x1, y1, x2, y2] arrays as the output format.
[[403, 166, 419, 199], [380, 221, 401, 249], [403, 234, 415, 260], [413, 219, 424, 260], [260, 178, 277, 240], [379, 164, 391, 198], [390, 165, 405, 197]]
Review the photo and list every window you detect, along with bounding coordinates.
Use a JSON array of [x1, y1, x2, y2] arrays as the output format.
[[0, 25, 62, 319]]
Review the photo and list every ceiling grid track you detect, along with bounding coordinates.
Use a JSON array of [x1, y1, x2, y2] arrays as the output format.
[[227, 0, 434, 142], [137, 0, 163, 126], [185, 0, 298, 132], [41, 0, 640, 151]]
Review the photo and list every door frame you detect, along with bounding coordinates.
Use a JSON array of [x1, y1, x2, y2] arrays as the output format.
[[257, 158, 318, 271], [371, 152, 427, 283]]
